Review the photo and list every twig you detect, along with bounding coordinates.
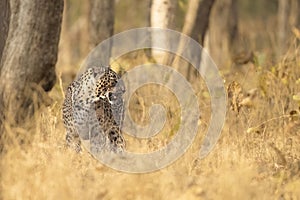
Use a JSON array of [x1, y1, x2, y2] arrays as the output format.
[[250, 114, 298, 130]]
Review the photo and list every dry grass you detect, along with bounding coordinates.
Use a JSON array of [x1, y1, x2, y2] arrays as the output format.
[[1, 46, 300, 200]]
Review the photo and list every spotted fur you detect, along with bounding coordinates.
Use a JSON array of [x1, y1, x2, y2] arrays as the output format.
[[62, 66, 125, 153]]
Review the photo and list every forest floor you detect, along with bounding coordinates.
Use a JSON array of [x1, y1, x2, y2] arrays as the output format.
[[1, 49, 300, 200]]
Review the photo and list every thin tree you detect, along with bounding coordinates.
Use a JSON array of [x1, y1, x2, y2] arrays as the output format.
[[290, 0, 300, 28], [186, 0, 216, 45], [0, 0, 10, 63], [0, 0, 64, 125], [171, 0, 215, 80], [277, 0, 300, 59], [278, 0, 291, 58], [151, 0, 177, 62]]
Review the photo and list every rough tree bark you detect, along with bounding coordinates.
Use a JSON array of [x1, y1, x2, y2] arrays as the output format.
[[0, 0, 10, 63], [0, 0, 64, 124], [88, 0, 114, 49], [207, 0, 238, 69], [150, 0, 177, 62]]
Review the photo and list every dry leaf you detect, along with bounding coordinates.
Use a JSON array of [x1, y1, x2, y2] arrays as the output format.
[[227, 81, 243, 113]]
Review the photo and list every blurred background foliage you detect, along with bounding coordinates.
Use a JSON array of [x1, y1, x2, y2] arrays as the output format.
[[59, 0, 299, 75]]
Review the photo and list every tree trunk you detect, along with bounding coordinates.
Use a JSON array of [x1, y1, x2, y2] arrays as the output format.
[[0, 0, 64, 124], [207, 0, 238, 69], [171, 0, 215, 80], [150, 0, 177, 29], [150, 0, 177, 62], [145, 0, 152, 58], [0, 0, 10, 63], [290, 0, 300, 28], [278, 0, 291, 58], [190, 0, 216, 45], [88, 0, 114, 50]]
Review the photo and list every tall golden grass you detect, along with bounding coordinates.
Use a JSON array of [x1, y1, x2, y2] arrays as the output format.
[[1, 41, 300, 199]]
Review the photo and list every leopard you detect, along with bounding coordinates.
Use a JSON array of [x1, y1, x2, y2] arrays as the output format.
[[62, 66, 125, 154]]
